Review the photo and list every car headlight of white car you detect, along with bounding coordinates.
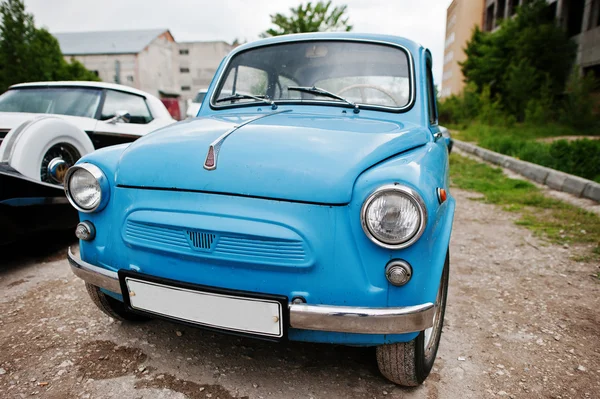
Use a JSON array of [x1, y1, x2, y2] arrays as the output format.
[[361, 184, 427, 249], [64, 163, 110, 213]]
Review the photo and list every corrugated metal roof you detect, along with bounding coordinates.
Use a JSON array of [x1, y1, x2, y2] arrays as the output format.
[[54, 29, 169, 55]]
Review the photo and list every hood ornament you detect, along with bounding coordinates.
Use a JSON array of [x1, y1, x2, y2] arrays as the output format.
[[204, 109, 292, 171]]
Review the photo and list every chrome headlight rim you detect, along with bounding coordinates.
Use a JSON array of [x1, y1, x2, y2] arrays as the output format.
[[360, 184, 427, 250], [64, 163, 110, 213]]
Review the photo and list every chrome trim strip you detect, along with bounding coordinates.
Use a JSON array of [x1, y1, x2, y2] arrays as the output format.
[[64, 163, 110, 213], [289, 302, 435, 334], [209, 38, 416, 113], [67, 247, 121, 293], [204, 109, 292, 171], [360, 184, 428, 250]]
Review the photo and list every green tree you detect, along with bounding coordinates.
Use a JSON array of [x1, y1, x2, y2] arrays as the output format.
[[459, 0, 576, 121], [262, 1, 352, 37], [0, 0, 98, 92]]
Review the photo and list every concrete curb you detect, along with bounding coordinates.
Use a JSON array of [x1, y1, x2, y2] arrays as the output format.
[[454, 139, 600, 203]]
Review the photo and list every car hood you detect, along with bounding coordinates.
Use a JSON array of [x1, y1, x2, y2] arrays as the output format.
[[115, 111, 430, 204]]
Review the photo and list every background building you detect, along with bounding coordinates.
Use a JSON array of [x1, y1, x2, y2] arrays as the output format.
[[441, 0, 600, 98], [440, 0, 485, 98], [177, 41, 232, 98], [54, 29, 234, 115]]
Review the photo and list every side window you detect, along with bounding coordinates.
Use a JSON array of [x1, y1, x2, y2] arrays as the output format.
[[220, 65, 268, 96], [426, 60, 438, 125], [101, 90, 153, 124]]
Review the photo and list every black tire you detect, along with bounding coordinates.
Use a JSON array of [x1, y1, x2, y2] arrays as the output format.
[[376, 250, 449, 386], [85, 283, 150, 322]]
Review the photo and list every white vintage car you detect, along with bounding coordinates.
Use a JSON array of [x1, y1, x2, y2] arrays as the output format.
[[0, 81, 175, 244]]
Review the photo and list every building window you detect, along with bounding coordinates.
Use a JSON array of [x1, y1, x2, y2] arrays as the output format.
[[485, 4, 495, 31], [179, 49, 189, 55], [444, 51, 454, 65], [442, 70, 453, 81], [567, 0, 585, 37], [180, 67, 190, 73], [509, 0, 519, 16], [181, 86, 191, 91], [497, 0, 506, 25], [91, 70, 99, 77], [447, 14, 457, 30], [127, 75, 134, 83], [444, 32, 455, 48]]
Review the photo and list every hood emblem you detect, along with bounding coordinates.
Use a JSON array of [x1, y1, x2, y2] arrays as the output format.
[[204, 109, 292, 171]]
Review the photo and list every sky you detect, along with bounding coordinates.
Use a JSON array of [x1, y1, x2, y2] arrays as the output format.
[[24, 0, 452, 84]]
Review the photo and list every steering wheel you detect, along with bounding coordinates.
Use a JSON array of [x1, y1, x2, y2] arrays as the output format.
[[337, 84, 399, 106]]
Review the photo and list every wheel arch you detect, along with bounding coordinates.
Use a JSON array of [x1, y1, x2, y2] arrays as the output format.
[[0, 116, 95, 181]]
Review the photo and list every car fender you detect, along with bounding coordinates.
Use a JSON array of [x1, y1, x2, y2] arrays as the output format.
[[0, 116, 95, 181]]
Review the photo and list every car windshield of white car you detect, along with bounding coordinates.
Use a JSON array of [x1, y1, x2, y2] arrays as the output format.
[[212, 41, 411, 111], [0, 87, 102, 118]]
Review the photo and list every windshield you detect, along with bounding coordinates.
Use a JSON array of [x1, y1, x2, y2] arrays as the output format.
[[0, 87, 102, 118], [192, 91, 207, 103], [213, 40, 411, 111]]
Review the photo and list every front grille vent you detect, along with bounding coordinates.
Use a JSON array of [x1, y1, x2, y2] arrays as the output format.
[[186, 231, 217, 251]]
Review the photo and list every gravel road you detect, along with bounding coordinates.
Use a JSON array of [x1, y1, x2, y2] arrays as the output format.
[[1, 188, 599, 399]]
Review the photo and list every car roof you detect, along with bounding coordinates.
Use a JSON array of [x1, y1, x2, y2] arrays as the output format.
[[231, 32, 425, 57], [9, 81, 155, 98]]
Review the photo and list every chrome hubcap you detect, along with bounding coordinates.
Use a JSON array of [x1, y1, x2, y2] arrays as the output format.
[[40, 143, 80, 184], [48, 157, 69, 184]]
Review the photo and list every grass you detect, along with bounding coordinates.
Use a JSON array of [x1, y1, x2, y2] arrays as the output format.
[[449, 153, 600, 263], [451, 123, 598, 142], [451, 123, 600, 182]]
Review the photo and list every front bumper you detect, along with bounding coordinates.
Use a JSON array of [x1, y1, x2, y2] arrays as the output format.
[[68, 247, 435, 335]]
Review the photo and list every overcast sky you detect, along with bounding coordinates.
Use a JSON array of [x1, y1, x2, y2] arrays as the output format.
[[24, 0, 452, 84]]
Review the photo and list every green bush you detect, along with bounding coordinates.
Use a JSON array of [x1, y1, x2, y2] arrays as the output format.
[[479, 135, 600, 182]]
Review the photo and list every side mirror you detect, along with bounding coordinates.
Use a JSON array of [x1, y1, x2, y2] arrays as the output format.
[[107, 110, 131, 124]]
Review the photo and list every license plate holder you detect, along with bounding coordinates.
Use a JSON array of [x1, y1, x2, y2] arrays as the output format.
[[118, 271, 288, 340]]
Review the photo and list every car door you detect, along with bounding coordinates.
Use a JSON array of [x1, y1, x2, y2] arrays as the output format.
[[91, 89, 159, 149]]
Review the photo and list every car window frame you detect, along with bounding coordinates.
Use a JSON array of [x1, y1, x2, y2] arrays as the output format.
[[425, 57, 438, 126], [209, 38, 416, 114], [98, 89, 154, 124]]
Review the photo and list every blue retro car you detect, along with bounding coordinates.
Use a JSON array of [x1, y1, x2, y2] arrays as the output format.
[[65, 33, 455, 386]]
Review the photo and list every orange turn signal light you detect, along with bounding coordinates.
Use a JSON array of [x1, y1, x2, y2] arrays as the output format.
[[437, 188, 447, 204]]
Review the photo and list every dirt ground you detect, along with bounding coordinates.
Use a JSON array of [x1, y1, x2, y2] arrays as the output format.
[[1, 188, 599, 399]]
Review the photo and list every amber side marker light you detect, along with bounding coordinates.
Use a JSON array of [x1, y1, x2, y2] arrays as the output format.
[[437, 188, 447, 204]]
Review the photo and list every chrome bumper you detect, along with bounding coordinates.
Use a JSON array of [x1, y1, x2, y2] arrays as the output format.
[[68, 247, 434, 335]]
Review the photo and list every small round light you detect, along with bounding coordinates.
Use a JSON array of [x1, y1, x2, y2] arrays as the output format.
[[361, 185, 427, 249], [385, 260, 412, 286], [75, 221, 96, 241]]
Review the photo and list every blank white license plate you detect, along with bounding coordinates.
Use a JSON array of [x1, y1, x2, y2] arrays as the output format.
[[125, 278, 283, 338]]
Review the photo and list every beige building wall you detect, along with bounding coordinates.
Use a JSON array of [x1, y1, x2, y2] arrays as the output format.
[[136, 32, 180, 97], [64, 53, 138, 89], [440, 0, 485, 98], [177, 41, 233, 101]]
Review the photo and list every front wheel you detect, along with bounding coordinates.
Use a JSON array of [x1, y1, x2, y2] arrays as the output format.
[[85, 283, 151, 322], [376, 251, 449, 386]]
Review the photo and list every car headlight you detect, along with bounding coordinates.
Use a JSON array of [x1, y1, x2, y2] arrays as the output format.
[[64, 163, 110, 213], [360, 184, 427, 249]]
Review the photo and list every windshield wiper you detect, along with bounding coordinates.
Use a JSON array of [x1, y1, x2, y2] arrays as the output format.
[[215, 93, 277, 110], [287, 86, 359, 114]]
